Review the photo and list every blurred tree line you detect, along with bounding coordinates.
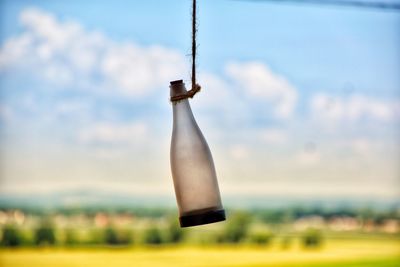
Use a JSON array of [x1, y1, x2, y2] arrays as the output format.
[[0, 217, 184, 247], [0, 206, 398, 248], [1, 205, 397, 224]]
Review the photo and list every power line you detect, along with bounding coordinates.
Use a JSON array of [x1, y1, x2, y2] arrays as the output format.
[[234, 0, 400, 11]]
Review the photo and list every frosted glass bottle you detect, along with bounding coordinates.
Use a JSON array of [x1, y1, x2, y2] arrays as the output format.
[[170, 80, 225, 227]]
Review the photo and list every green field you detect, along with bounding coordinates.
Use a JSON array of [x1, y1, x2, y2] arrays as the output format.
[[1, 239, 399, 267]]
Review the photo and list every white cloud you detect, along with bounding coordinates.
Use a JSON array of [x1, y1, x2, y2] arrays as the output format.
[[259, 128, 288, 144], [100, 44, 186, 96], [296, 150, 320, 166], [20, 9, 81, 51], [196, 72, 232, 108], [55, 100, 91, 116], [0, 8, 300, 124], [0, 105, 13, 122], [0, 8, 186, 96], [311, 93, 399, 122], [346, 138, 385, 159], [351, 138, 374, 156], [230, 144, 250, 160], [194, 72, 252, 126], [0, 34, 33, 69], [226, 61, 297, 118], [79, 122, 148, 146]]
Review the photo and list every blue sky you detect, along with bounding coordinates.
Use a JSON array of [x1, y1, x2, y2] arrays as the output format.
[[0, 0, 399, 201], [2, 0, 399, 92]]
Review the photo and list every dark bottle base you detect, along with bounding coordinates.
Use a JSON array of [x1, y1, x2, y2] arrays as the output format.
[[179, 209, 226, 228]]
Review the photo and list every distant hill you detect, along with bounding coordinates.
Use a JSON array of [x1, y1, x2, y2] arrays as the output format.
[[0, 189, 398, 210]]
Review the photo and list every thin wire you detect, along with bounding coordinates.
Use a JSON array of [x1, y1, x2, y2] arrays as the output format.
[[233, 0, 400, 10]]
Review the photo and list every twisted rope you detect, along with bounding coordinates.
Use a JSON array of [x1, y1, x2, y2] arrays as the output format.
[[171, 0, 201, 102]]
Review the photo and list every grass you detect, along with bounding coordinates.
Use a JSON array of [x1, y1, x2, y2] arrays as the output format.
[[0, 239, 399, 267]]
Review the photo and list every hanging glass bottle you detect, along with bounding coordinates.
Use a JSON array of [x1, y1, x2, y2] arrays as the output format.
[[170, 80, 225, 227]]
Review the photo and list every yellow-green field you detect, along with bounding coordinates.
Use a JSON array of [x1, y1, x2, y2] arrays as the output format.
[[1, 239, 399, 267]]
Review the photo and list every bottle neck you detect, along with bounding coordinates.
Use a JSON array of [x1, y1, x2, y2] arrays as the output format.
[[172, 99, 195, 124]]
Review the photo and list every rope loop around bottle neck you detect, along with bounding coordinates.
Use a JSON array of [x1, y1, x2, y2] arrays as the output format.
[[170, 84, 201, 102]]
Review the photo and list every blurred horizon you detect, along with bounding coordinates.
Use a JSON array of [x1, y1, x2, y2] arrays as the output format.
[[0, 187, 399, 211]]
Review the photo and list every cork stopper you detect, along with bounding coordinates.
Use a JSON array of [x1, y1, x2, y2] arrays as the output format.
[[170, 80, 188, 99]]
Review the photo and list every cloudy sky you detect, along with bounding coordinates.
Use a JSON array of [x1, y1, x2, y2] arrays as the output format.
[[0, 0, 399, 201]]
